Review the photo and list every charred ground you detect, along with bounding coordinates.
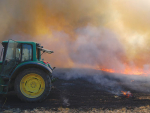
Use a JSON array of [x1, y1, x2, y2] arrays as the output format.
[[1, 68, 150, 111]]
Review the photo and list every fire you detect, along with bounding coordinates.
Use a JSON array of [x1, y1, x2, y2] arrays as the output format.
[[99, 68, 115, 73], [97, 64, 149, 76], [121, 91, 133, 98]]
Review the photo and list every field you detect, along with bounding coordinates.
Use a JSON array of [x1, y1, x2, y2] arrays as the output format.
[[1, 68, 150, 113]]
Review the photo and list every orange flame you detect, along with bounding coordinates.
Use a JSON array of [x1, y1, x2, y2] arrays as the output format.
[[121, 91, 132, 98], [97, 64, 149, 76]]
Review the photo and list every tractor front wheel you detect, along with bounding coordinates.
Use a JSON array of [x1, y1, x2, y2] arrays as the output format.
[[14, 68, 51, 102]]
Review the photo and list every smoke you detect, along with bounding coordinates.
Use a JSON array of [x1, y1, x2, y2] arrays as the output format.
[[54, 68, 150, 94], [111, 0, 150, 68], [69, 26, 125, 69], [54, 68, 123, 95], [0, 0, 110, 38], [0, 0, 149, 69]]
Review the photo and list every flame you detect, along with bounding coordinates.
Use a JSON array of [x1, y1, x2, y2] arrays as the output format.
[[121, 91, 132, 98], [98, 68, 115, 73], [97, 64, 149, 76]]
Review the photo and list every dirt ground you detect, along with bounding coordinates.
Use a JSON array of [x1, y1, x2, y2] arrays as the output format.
[[1, 68, 150, 113]]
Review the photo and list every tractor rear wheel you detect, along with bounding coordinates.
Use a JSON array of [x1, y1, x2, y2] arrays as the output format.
[[14, 68, 51, 102]]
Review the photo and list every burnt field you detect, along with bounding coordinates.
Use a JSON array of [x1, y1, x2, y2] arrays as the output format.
[[1, 68, 150, 112]]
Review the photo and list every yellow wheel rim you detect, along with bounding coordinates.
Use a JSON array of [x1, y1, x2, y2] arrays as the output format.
[[20, 73, 45, 98]]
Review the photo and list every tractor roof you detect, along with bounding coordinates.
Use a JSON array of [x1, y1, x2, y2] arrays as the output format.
[[2, 40, 54, 54], [2, 40, 37, 45]]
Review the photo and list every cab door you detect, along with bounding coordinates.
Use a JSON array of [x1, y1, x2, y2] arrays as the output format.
[[0, 40, 21, 77]]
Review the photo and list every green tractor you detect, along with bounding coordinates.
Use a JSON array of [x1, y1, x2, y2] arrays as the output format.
[[0, 39, 55, 102]]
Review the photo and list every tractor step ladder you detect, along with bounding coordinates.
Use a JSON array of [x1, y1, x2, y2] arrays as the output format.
[[0, 84, 9, 94], [0, 77, 10, 94]]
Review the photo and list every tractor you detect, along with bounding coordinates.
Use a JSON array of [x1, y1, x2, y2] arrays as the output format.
[[0, 39, 55, 102]]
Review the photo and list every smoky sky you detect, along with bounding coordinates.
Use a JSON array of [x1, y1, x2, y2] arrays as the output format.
[[0, 0, 150, 70]]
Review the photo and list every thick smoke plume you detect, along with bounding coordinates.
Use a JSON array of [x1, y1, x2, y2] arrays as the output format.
[[0, 0, 150, 69]]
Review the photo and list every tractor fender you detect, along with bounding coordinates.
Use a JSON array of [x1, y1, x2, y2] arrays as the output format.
[[10, 62, 53, 80]]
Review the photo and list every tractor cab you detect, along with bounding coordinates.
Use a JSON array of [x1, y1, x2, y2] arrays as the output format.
[[0, 40, 55, 102]]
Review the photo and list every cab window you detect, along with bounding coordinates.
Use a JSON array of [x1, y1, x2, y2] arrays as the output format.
[[22, 44, 32, 61]]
